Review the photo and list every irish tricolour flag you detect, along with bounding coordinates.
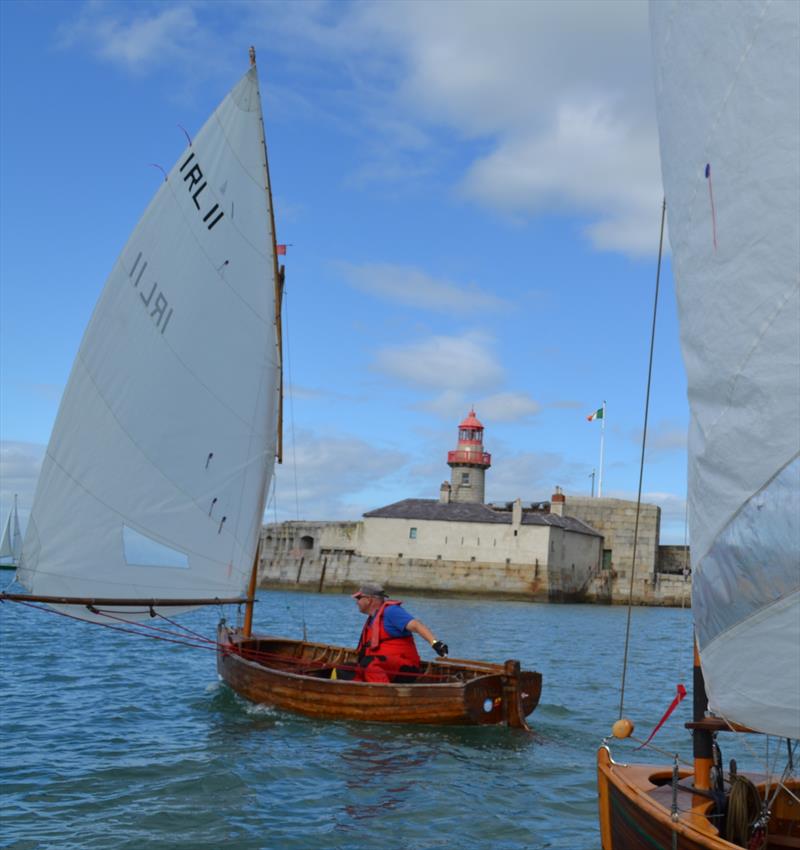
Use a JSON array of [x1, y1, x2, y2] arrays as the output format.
[[587, 406, 604, 422]]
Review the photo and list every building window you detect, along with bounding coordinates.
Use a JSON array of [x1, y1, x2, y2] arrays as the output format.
[[461, 472, 470, 485], [514, 530, 518, 537], [602, 549, 613, 570], [409, 527, 417, 539]]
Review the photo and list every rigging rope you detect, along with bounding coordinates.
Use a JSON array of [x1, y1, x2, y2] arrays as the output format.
[[618, 198, 667, 719], [725, 774, 766, 849], [2, 597, 454, 682]]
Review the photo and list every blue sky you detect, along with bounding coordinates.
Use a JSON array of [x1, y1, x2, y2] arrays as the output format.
[[0, 0, 690, 542]]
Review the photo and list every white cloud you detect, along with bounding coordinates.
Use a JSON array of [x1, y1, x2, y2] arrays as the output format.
[[461, 100, 663, 255], [373, 332, 503, 391], [270, 428, 407, 521], [486, 450, 584, 503], [59, 0, 665, 256], [337, 262, 507, 314], [414, 389, 472, 420], [478, 392, 541, 423], [283, 0, 662, 256], [57, 2, 207, 74], [629, 420, 688, 459]]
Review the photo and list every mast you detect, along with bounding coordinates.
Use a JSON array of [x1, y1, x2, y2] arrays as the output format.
[[691, 639, 713, 790], [242, 536, 261, 638], [597, 400, 606, 497]]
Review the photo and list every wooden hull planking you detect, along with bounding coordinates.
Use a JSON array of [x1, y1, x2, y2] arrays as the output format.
[[217, 625, 541, 727], [597, 746, 800, 850]]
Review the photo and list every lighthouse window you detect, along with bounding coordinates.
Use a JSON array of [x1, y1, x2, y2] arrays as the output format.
[[409, 527, 417, 539], [461, 472, 470, 485]]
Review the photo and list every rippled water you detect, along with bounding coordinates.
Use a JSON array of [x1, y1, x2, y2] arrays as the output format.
[[1, 586, 763, 849]]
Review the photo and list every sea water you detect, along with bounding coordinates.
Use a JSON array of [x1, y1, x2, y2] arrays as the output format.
[[0, 586, 768, 849]]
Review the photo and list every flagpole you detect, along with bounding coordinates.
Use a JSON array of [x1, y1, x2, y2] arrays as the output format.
[[598, 400, 606, 497]]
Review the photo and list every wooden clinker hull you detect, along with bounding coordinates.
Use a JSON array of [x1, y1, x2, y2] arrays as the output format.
[[217, 624, 541, 727], [597, 746, 800, 850]]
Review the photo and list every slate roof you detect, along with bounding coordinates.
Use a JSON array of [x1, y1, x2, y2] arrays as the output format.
[[363, 499, 601, 537]]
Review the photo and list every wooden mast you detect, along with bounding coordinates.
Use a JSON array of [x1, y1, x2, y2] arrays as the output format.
[[244, 45, 284, 638], [691, 637, 713, 790], [242, 536, 261, 638]]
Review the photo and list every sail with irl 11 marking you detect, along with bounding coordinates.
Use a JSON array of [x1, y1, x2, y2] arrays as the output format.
[[17, 61, 281, 616], [6, 50, 543, 729]]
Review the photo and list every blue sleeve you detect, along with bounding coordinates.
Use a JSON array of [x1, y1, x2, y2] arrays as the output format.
[[383, 605, 414, 637]]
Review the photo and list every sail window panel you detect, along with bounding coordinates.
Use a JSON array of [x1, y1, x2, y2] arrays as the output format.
[[123, 525, 189, 569]]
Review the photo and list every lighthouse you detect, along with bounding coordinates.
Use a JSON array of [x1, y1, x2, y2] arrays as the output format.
[[447, 409, 491, 504]]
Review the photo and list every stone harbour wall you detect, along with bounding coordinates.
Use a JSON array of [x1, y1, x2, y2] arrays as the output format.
[[257, 520, 692, 606]]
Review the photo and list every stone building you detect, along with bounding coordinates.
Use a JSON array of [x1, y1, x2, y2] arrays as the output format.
[[257, 410, 690, 606]]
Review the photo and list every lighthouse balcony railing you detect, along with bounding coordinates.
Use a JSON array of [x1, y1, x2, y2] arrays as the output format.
[[447, 450, 491, 466]]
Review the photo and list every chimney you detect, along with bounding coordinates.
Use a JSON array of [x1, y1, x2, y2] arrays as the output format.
[[512, 497, 522, 530], [439, 481, 451, 504], [551, 486, 565, 517]]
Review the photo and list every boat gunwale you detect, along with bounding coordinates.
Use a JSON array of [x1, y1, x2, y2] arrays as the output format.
[[218, 625, 521, 690]]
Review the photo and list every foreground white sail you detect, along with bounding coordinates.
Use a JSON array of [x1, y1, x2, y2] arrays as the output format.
[[651, 0, 799, 739], [18, 65, 280, 613]]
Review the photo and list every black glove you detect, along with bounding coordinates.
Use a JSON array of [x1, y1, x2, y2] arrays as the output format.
[[431, 640, 448, 657]]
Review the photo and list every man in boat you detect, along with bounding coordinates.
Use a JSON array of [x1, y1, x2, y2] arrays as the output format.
[[352, 583, 448, 683]]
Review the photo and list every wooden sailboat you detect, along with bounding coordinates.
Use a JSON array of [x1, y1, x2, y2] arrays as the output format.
[[2, 50, 540, 729], [0, 494, 22, 570], [598, 1, 799, 846]]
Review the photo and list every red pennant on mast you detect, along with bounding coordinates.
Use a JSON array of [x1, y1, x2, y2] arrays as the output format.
[[636, 684, 687, 750]]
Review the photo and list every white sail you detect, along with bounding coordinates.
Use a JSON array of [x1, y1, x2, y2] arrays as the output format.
[[0, 495, 23, 564], [650, 1, 800, 739], [17, 66, 280, 615]]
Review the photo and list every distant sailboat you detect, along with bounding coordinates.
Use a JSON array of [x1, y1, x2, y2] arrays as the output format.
[[597, 1, 799, 847], [2, 49, 540, 728], [0, 494, 22, 570]]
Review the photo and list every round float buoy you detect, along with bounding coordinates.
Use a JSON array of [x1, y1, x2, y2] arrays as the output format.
[[612, 718, 634, 739]]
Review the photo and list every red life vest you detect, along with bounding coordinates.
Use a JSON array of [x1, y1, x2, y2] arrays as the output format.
[[357, 600, 421, 670]]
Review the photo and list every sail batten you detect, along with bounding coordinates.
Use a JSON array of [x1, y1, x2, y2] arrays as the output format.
[[651, 0, 800, 738], [19, 67, 279, 616]]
